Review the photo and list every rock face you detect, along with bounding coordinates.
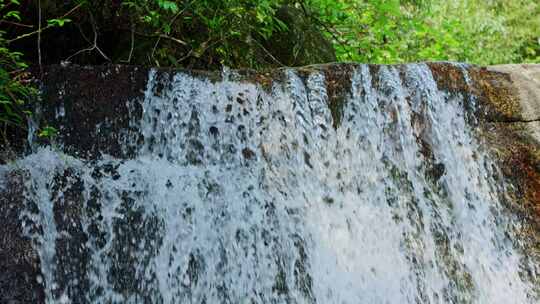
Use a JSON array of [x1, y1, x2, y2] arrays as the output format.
[[0, 171, 44, 303], [489, 64, 540, 142], [478, 64, 540, 222], [490, 65, 540, 121], [480, 64, 540, 274], [32, 63, 540, 219], [429, 65, 540, 276], [1, 62, 539, 303], [428, 63, 540, 220]]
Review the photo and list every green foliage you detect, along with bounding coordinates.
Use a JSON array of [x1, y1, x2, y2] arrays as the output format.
[[304, 0, 416, 62], [120, 0, 288, 68], [304, 0, 539, 64], [38, 125, 57, 138], [47, 18, 71, 27], [0, 0, 63, 142], [416, 0, 539, 64], [1, 0, 33, 139]]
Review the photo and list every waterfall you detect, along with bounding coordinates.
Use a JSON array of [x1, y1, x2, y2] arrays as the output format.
[[1, 63, 537, 303]]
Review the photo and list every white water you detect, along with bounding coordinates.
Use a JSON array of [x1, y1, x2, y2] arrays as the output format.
[[1, 63, 537, 303]]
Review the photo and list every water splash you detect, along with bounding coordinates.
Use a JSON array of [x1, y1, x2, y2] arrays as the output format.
[[2, 63, 537, 303]]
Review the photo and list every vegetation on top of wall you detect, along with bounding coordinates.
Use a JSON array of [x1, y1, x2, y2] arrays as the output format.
[[1, 0, 65, 145], [3, 0, 538, 69], [0, 0, 539, 147], [304, 0, 539, 64]]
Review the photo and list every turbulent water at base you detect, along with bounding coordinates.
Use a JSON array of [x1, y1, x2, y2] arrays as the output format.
[[1, 64, 538, 303]]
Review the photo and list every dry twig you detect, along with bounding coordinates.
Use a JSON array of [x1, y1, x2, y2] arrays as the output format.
[[65, 14, 110, 62]]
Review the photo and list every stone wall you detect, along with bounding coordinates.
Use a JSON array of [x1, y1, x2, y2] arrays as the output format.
[[1, 62, 539, 302]]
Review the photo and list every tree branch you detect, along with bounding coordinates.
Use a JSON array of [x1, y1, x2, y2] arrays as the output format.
[[0, 20, 33, 28], [252, 38, 286, 67], [298, 1, 354, 61], [120, 20, 135, 63], [38, 0, 42, 76], [7, 3, 83, 44], [65, 13, 110, 62]]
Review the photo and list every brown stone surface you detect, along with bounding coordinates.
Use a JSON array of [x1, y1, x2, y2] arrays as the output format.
[[36, 64, 149, 159], [489, 65, 540, 121], [0, 170, 44, 303], [489, 65, 540, 143], [465, 64, 540, 269], [426, 63, 540, 226], [474, 65, 540, 221]]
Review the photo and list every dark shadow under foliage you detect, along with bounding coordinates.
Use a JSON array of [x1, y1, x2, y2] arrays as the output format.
[[6, 0, 336, 70]]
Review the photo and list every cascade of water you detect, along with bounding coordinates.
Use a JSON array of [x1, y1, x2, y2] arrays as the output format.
[[1, 63, 536, 303]]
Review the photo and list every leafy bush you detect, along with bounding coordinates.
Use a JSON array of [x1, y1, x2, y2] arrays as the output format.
[[1, 0, 65, 144], [421, 0, 539, 64], [304, 0, 539, 64], [116, 0, 289, 68], [0, 0, 35, 142]]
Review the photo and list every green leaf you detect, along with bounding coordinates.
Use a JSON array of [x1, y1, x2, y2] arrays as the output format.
[[274, 19, 288, 31], [163, 24, 171, 35], [38, 126, 58, 138], [47, 18, 72, 27], [5, 11, 21, 21], [157, 0, 178, 13]]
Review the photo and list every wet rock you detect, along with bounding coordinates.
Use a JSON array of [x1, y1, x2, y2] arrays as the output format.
[[468, 64, 540, 282], [27, 63, 540, 225], [37, 65, 149, 159], [242, 147, 256, 160], [1, 62, 540, 301], [0, 171, 44, 303], [489, 64, 540, 138], [428, 163, 446, 182], [50, 169, 90, 303]]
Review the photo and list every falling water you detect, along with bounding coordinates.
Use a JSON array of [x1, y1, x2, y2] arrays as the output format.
[[1, 63, 537, 303]]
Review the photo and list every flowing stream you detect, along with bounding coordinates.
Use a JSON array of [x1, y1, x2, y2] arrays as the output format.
[[1, 63, 537, 303]]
